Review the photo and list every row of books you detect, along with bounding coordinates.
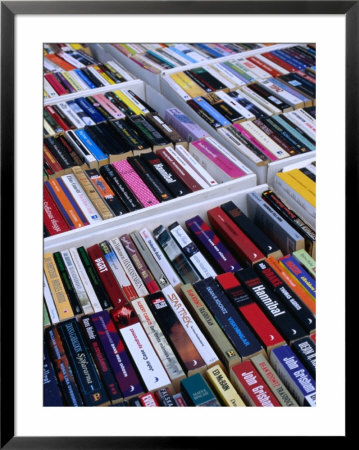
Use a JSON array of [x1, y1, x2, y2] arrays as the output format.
[[44, 43, 134, 98], [43, 190, 316, 406], [43, 137, 253, 237], [43, 87, 212, 176], [111, 43, 265, 73]]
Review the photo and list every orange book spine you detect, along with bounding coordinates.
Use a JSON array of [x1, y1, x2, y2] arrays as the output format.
[[266, 256, 315, 314], [48, 179, 85, 229], [45, 53, 76, 71]]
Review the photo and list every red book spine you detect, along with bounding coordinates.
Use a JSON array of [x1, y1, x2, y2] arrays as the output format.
[[247, 56, 282, 78], [44, 145, 63, 173], [262, 52, 298, 73], [43, 186, 70, 235], [156, 148, 202, 192], [44, 72, 68, 95], [87, 244, 128, 308], [45, 105, 71, 131], [139, 392, 160, 407], [231, 360, 281, 406], [207, 207, 266, 266]]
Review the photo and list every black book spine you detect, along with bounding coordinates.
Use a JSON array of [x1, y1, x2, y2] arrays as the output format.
[[44, 136, 75, 169]]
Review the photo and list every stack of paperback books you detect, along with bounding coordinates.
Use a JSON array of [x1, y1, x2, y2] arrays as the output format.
[[44, 43, 134, 99]]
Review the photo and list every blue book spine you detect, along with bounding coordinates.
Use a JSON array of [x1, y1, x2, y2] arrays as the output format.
[[194, 43, 223, 58], [272, 115, 316, 151], [271, 345, 316, 406], [170, 47, 197, 63], [268, 78, 310, 103], [74, 129, 108, 161], [272, 50, 306, 70], [74, 68, 97, 89], [43, 342, 64, 406], [192, 97, 231, 127], [56, 177, 89, 226], [280, 255, 316, 299], [44, 181, 75, 229], [75, 97, 106, 123], [146, 50, 176, 68]]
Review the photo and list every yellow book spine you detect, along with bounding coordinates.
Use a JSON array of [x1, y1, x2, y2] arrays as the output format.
[[93, 65, 115, 85], [170, 72, 207, 98], [44, 253, 74, 320], [287, 169, 316, 192], [277, 171, 315, 207], [206, 364, 246, 406], [62, 71, 84, 92], [113, 90, 143, 115]]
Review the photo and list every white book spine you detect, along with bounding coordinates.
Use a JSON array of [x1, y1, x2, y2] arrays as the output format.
[[217, 127, 264, 165], [43, 120, 54, 135], [164, 75, 191, 101], [43, 274, 60, 324], [60, 249, 94, 315], [240, 85, 282, 115], [109, 237, 149, 298], [106, 60, 134, 80], [58, 51, 86, 69], [120, 323, 171, 391], [238, 58, 272, 79], [175, 144, 218, 186], [239, 121, 290, 159], [162, 285, 219, 366], [284, 111, 316, 140], [235, 89, 274, 117], [69, 247, 103, 312], [259, 79, 303, 107], [139, 228, 182, 287], [103, 247, 134, 291], [43, 58, 61, 72], [204, 136, 253, 174], [214, 90, 255, 120], [57, 102, 85, 129], [61, 174, 102, 224], [212, 63, 246, 86], [164, 146, 209, 188], [43, 78, 58, 98]]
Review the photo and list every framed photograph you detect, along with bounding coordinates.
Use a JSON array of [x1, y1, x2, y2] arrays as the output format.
[[1, 1, 353, 447]]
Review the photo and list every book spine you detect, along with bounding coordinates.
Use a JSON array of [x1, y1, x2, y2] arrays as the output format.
[[169, 222, 217, 279], [230, 360, 281, 406], [153, 225, 201, 285], [279, 255, 316, 300], [109, 237, 149, 298], [233, 123, 278, 162], [162, 285, 219, 367], [139, 392, 160, 407], [44, 253, 74, 321], [185, 215, 242, 273], [43, 342, 64, 406], [292, 249, 316, 279], [120, 234, 159, 294], [43, 187, 70, 235], [180, 373, 220, 406], [291, 337, 316, 379], [44, 326, 84, 406], [132, 297, 186, 390], [87, 244, 127, 308], [57, 318, 109, 406], [43, 273, 60, 324], [69, 247, 103, 313], [251, 353, 298, 406], [270, 344, 316, 406], [207, 207, 266, 266], [99, 241, 138, 302], [180, 284, 241, 371], [174, 144, 218, 186], [206, 364, 246, 406], [130, 231, 170, 291], [90, 311, 144, 399], [139, 227, 182, 288]]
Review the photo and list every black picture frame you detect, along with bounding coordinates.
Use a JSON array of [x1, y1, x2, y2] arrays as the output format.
[[1, 1, 354, 447]]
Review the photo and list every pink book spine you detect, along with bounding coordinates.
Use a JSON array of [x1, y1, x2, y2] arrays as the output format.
[[112, 160, 160, 208], [191, 139, 246, 178], [92, 94, 126, 119], [233, 123, 278, 162]]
